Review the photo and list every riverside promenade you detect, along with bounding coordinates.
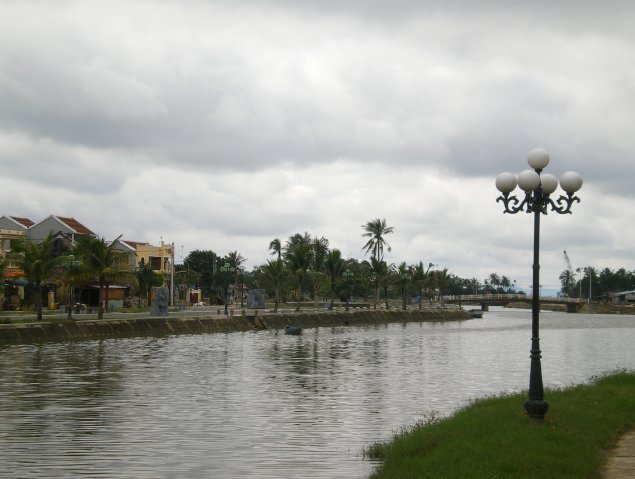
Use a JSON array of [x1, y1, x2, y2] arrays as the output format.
[[0, 305, 470, 344], [604, 430, 635, 478]]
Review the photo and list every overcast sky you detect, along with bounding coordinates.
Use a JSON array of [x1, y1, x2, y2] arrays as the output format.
[[2, 1, 634, 293]]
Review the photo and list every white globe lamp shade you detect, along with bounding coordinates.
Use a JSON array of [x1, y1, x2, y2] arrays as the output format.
[[527, 148, 550, 170], [517, 169, 541, 192], [495, 172, 518, 193], [559, 171, 583, 193], [540, 173, 558, 195]]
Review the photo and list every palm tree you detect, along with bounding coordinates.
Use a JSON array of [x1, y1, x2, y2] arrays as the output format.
[[411, 261, 434, 310], [432, 268, 451, 305], [324, 249, 345, 309], [489, 272, 501, 292], [380, 262, 396, 308], [75, 235, 131, 319], [310, 236, 329, 307], [268, 238, 282, 260], [226, 251, 246, 305], [362, 257, 389, 309], [361, 218, 394, 261], [396, 262, 412, 310], [9, 232, 65, 320], [284, 242, 313, 311], [260, 259, 285, 312]]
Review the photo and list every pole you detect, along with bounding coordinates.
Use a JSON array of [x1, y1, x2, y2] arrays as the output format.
[[525, 204, 548, 419], [170, 242, 175, 307], [67, 276, 73, 321]]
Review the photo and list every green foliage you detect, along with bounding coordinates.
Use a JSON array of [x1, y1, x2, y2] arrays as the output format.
[[369, 371, 635, 479], [8, 232, 65, 320], [183, 249, 219, 296], [75, 235, 132, 319], [362, 218, 394, 261]]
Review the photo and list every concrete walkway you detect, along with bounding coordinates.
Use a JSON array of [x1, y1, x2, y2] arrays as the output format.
[[603, 430, 635, 478]]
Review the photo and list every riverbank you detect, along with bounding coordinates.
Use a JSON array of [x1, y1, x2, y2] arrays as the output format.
[[0, 307, 469, 344], [367, 371, 635, 479]]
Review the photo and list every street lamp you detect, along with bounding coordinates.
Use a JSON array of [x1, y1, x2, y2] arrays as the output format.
[[495, 148, 582, 419], [343, 269, 354, 311], [66, 255, 81, 320], [220, 262, 236, 315]]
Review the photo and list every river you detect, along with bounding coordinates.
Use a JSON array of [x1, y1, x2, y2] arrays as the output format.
[[1, 307, 634, 478]]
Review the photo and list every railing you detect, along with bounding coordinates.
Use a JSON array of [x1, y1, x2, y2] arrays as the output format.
[[442, 293, 585, 303]]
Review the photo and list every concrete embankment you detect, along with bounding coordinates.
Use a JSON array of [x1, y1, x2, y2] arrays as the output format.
[[0, 308, 469, 344]]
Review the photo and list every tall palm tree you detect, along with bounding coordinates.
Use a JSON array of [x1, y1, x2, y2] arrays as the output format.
[[310, 236, 329, 307], [284, 242, 313, 311], [362, 257, 389, 309], [9, 232, 65, 321], [268, 238, 282, 260], [324, 249, 345, 309], [411, 261, 434, 310], [260, 259, 285, 312], [396, 262, 412, 310], [361, 218, 394, 261], [432, 268, 451, 305], [76, 235, 130, 319]]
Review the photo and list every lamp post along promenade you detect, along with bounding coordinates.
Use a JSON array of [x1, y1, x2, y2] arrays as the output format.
[[495, 148, 583, 419]]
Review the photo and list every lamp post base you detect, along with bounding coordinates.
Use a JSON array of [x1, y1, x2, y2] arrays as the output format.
[[524, 399, 549, 419]]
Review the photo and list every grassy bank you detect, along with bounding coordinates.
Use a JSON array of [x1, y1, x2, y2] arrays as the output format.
[[367, 371, 635, 479]]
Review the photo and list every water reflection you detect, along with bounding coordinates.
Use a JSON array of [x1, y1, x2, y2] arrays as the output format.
[[0, 309, 634, 478]]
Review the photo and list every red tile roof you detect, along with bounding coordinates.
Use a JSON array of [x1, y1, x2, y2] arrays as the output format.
[[9, 216, 34, 228], [56, 216, 96, 236]]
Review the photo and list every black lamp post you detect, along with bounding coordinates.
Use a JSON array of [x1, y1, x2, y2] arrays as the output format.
[[66, 255, 81, 321], [220, 262, 235, 315], [496, 148, 582, 419]]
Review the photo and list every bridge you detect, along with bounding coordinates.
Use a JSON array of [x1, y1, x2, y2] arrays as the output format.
[[443, 293, 585, 313]]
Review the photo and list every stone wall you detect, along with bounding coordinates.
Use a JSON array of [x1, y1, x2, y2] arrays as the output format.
[[0, 308, 470, 344]]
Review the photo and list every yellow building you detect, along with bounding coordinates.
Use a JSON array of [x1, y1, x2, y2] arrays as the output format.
[[122, 240, 174, 274], [1, 228, 27, 310]]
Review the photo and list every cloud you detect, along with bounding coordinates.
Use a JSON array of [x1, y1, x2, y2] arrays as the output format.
[[1, 1, 634, 292]]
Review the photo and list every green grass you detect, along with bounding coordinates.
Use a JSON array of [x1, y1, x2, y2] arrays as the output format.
[[367, 371, 635, 479]]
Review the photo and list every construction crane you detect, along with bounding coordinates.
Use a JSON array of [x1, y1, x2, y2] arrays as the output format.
[[563, 250, 575, 297]]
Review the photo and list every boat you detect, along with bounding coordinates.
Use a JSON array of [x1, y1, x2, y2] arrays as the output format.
[[284, 325, 303, 335], [468, 309, 484, 318]]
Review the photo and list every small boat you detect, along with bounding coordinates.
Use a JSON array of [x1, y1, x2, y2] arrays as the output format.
[[284, 325, 303, 335], [468, 309, 484, 318]]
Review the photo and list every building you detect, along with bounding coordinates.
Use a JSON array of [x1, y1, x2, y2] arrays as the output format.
[[28, 215, 96, 247], [611, 290, 635, 305], [0, 226, 27, 310]]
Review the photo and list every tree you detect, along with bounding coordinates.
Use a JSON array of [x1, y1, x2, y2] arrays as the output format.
[[324, 249, 345, 309], [284, 242, 313, 311], [76, 235, 131, 319], [268, 238, 282, 260], [412, 261, 434, 310], [310, 236, 329, 307], [432, 268, 452, 305], [183, 250, 218, 299], [361, 218, 394, 261], [362, 257, 388, 309], [226, 251, 246, 305], [260, 259, 285, 312], [137, 262, 163, 306], [9, 232, 65, 320], [396, 262, 412, 310], [488, 272, 501, 292]]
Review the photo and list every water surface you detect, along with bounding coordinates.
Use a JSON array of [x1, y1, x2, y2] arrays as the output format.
[[1, 308, 634, 478]]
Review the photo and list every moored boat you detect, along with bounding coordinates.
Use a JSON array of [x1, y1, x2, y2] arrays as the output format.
[[284, 325, 303, 335]]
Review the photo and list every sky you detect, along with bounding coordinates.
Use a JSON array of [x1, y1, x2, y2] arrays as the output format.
[[2, 0, 634, 294]]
